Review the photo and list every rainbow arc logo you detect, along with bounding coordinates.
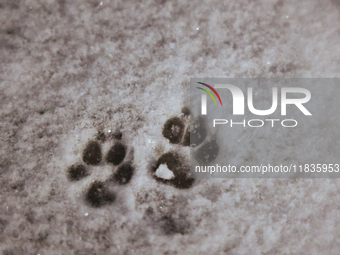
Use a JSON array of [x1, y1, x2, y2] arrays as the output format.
[[196, 82, 223, 106]]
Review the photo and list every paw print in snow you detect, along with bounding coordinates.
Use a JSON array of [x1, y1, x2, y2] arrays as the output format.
[[150, 107, 219, 189], [66, 130, 134, 208]]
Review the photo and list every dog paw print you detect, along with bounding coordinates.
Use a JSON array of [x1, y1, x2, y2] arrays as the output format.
[[150, 107, 219, 189], [66, 130, 134, 208]]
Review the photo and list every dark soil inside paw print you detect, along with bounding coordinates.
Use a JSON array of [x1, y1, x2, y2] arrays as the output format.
[[85, 181, 116, 208], [82, 140, 102, 166], [190, 116, 218, 164], [111, 162, 134, 185], [190, 116, 207, 147], [151, 152, 194, 189], [162, 114, 208, 148], [67, 164, 88, 181], [181, 106, 191, 117], [162, 117, 185, 144], [106, 142, 126, 165]]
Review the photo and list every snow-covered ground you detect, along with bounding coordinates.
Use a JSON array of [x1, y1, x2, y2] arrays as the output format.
[[1, 0, 340, 254]]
